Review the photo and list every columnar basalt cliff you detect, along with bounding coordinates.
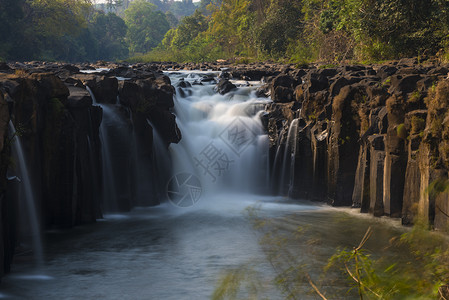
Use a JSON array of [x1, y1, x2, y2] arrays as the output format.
[[0, 62, 181, 279], [153, 59, 448, 228], [256, 60, 449, 232], [1, 59, 449, 282]]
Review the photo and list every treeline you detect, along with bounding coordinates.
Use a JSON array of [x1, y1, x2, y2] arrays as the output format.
[[0, 0, 191, 62], [101, 0, 199, 19], [139, 0, 449, 63], [3, 0, 449, 63]]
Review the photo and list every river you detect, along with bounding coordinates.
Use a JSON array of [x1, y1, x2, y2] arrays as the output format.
[[0, 71, 407, 299]]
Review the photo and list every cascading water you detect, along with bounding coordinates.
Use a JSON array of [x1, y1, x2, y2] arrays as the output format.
[[280, 118, 300, 196], [3, 71, 412, 300], [8, 121, 43, 267], [86, 86, 132, 212], [167, 72, 270, 204], [146, 119, 171, 200]]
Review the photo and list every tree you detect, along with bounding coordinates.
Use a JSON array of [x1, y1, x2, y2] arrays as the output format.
[[106, 0, 123, 13], [123, 0, 170, 53], [207, 0, 254, 57], [17, 0, 94, 61], [169, 0, 196, 18], [163, 10, 209, 49], [165, 11, 179, 28], [0, 0, 26, 59], [254, 0, 303, 58], [90, 11, 129, 60]]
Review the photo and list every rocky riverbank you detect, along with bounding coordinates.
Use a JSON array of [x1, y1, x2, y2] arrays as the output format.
[[0, 59, 448, 280], [0, 61, 181, 279]]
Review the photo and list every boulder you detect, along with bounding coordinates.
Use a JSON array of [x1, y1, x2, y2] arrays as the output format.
[[67, 86, 92, 108], [215, 79, 237, 95]]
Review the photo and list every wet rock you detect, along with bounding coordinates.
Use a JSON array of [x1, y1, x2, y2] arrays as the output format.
[[67, 86, 92, 108], [368, 135, 386, 216], [402, 133, 423, 225], [327, 85, 364, 206], [427, 66, 449, 76], [0, 92, 9, 152], [215, 79, 237, 95], [389, 74, 422, 95], [0, 63, 11, 71], [352, 141, 370, 211], [62, 64, 80, 74], [376, 65, 398, 80], [148, 106, 181, 146], [74, 74, 118, 104], [310, 122, 328, 200]]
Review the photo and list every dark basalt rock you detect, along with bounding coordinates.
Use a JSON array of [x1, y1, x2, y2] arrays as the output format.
[[73, 74, 118, 104], [67, 86, 92, 108], [261, 60, 449, 229], [62, 64, 80, 74], [0, 62, 11, 71], [215, 79, 237, 95]]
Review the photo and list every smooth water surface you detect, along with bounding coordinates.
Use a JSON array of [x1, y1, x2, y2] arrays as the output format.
[[1, 71, 407, 299], [0, 196, 406, 300]]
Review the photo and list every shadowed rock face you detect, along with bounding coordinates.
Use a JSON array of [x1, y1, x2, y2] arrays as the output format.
[[1, 60, 449, 281], [0, 63, 183, 279], [258, 60, 449, 232]]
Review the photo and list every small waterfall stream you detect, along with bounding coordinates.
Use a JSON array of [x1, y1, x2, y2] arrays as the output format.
[[86, 86, 133, 211], [280, 118, 300, 196], [8, 121, 43, 267]]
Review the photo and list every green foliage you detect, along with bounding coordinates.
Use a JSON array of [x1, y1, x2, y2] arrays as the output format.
[[410, 116, 426, 135], [207, 0, 255, 57], [0, 0, 26, 59], [254, 0, 303, 58], [426, 178, 449, 201], [169, 0, 196, 19], [165, 11, 179, 28], [138, 0, 449, 63], [211, 265, 265, 300], [4, 0, 449, 63], [0, 0, 131, 62], [409, 90, 422, 103], [396, 123, 408, 139], [89, 11, 129, 61], [124, 0, 170, 54], [163, 10, 209, 50], [213, 205, 449, 299]]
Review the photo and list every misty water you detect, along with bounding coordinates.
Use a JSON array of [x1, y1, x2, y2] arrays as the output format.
[[1, 71, 407, 299]]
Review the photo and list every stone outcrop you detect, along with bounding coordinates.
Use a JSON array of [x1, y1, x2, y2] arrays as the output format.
[[261, 60, 449, 232], [0, 63, 182, 279], [1, 59, 449, 282]]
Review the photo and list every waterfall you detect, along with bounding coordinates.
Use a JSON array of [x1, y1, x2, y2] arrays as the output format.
[[146, 119, 171, 202], [8, 121, 43, 267], [86, 86, 132, 212], [280, 118, 300, 196], [167, 72, 270, 205]]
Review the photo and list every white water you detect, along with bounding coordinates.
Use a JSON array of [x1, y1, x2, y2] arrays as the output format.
[[86, 86, 132, 211], [2, 72, 411, 299], [8, 121, 43, 268], [168, 72, 271, 201], [281, 118, 300, 196]]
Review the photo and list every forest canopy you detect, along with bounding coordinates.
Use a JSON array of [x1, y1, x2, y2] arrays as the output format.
[[2, 0, 449, 63], [0, 0, 194, 62], [136, 0, 449, 63]]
